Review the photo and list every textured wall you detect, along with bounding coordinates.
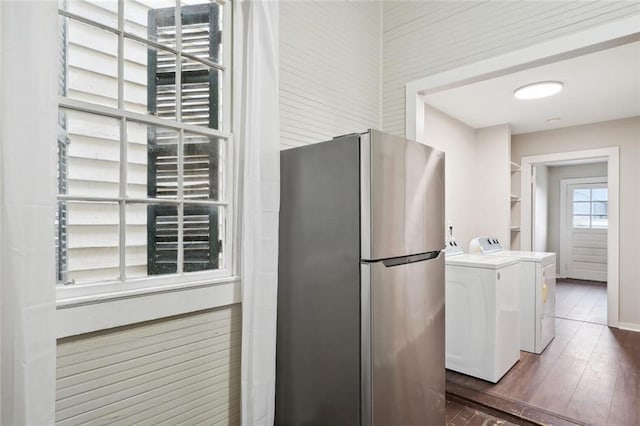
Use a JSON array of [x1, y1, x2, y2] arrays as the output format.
[[279, 1, 382, 148], [56, 305, 241, 425]]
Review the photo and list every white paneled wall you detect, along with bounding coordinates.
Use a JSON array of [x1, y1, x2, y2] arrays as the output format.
[[382, 1, 640, 137], [56, 305, 241, 425], [279, 1, 381, 148]]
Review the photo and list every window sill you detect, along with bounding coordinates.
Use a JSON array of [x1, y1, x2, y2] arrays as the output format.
[[56, 275, 241, 338], [57, 269, 236, 306]]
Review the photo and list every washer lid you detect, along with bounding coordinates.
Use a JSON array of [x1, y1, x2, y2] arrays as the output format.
[[445, 254, 519, 269], [490, 250, 556, 262]]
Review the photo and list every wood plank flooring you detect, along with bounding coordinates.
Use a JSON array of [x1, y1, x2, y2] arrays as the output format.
[[446, 383, 585, 426], [446, 280, 640, 426], [556, 279, 607, 325], [445, 399, 519, 426]]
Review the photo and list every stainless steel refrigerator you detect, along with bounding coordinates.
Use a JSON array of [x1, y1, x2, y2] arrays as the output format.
[[276, 129, 445, 425]]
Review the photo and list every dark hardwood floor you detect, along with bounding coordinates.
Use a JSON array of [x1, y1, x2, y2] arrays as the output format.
[[446, 280, 640, 426], [556, 279, 607, 325], [445, 398, 519, 426]]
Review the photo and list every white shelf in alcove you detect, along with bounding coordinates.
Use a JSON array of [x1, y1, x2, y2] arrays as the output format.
[[511, 162, 521, 233]]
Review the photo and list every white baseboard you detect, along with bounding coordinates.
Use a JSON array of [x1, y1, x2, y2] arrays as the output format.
[[617, 322, 640, 332]]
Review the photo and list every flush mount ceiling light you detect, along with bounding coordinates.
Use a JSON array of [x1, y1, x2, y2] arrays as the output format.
[[513, 81, 563, 100]]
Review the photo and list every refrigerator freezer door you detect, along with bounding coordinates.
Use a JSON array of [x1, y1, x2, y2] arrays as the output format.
[[361, 253, 445, 425], [361, 130, 445, 261]]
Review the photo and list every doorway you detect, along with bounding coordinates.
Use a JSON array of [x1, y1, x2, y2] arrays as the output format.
[[557, 174, 609, 326], [521, 149, 618, 328]]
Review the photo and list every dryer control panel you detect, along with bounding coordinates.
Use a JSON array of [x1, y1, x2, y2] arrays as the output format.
[[470, 236, 503, 253]]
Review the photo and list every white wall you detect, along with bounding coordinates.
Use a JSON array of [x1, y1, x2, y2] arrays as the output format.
[[533, 165, 549, 252], [279, 1, 381, 148], [423, 105, 511, 250], [382, 2, 640, 137], [512, 117, 640, 327], [475, 125, 511, 248], [546, 163, 608, 270], [423, 105, 477, 249]]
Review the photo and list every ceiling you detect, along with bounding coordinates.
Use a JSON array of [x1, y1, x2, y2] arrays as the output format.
[[423, 41, 640, 135]]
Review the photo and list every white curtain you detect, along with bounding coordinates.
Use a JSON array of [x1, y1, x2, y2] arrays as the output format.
[[236, 1, 280, 425], [0, 1, 58, 424]]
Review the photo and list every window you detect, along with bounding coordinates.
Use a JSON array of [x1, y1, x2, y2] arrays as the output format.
[[572, 186, 608, 229], [56, 0, 232, 294]]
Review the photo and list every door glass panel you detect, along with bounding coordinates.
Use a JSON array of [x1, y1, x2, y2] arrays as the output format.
[[592, 216, 608, 229], [573, 215, 590, 228], [573, 189, 590, 202], [591, 188, 608, 201], [572, 202, 589, 215], [592, 201, 608, 215], [571, 186, 608, 229]]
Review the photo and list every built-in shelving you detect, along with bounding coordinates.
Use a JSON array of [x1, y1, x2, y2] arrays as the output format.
[[511, 161, 522, 244]]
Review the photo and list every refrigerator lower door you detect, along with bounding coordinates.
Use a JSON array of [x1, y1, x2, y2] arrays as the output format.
[[361, 253, 445, 426]]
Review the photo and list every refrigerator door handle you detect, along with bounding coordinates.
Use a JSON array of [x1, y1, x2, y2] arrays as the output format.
[[362, 250, 444, 268]]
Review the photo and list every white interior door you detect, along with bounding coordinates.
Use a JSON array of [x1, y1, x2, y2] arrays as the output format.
[[561, 180, 608, 282]]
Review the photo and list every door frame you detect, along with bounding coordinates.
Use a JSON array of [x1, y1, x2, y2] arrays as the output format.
[[520, 149, 619, 327], [559, 176, 608, 280]]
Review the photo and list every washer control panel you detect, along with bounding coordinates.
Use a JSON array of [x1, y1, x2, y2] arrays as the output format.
[[470, 236, 503, 253], [445, 239, 464, 256]]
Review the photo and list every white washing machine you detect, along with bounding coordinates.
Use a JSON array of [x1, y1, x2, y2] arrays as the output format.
[[470, 236, 556, 354], [445, 243, 521, 383]]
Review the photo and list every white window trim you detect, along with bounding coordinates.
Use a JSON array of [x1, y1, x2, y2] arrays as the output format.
[[56, 0, 238, 319], [57, 278, 241, 338]]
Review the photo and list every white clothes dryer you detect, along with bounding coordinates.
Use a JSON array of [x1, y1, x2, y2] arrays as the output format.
[[470, 237, 556, 354], [445, 249, 521, 383]]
